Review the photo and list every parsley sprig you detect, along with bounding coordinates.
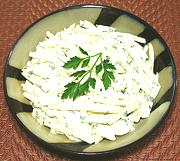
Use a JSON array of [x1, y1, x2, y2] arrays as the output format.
[[61, 47, 116, 100]]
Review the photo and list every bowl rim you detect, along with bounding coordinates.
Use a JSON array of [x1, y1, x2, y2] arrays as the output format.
[[3, 4, 177, 158]]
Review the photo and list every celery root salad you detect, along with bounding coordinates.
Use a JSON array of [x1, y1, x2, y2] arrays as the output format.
[[21, 21, 160, 144]]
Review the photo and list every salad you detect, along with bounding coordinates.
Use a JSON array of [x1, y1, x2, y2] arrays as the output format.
[[21, 20, 160, 144]]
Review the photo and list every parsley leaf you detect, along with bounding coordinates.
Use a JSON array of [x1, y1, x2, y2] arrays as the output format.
[[89, 78, 96, 89], [78, 80, 89, 96], [101, 59, 116, 90], [61, 47, 116, 100], [79, 47, 89, 56], [105, 70, 115, 80], [102, 71, 111, 90], [95, 63, 102, 74], [70, 70, 86, 78], [103, 59, 116, 70], [82, 58, 90, 67], [61, 82, 79, 100], [63, 56, 82, 69]]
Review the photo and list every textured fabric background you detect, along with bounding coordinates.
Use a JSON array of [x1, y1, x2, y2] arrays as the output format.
[[0, 0, 179, 160]]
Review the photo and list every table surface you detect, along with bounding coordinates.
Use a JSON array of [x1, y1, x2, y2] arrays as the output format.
[[0, 0, 179, 160]]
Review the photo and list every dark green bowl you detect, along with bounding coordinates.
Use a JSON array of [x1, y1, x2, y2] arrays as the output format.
[[3, 4, 176, 158]]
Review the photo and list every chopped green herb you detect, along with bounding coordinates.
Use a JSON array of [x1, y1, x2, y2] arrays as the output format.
[[112, 45, 117, 49], [28, 71, 33, 75], [43, 77, 49, 80], [146, 95, 155, 102], [49, 65, 55, 70]]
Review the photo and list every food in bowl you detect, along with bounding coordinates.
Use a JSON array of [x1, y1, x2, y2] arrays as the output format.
[[21, 20, 160, 144]]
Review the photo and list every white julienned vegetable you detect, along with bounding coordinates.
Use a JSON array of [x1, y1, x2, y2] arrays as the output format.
[[21, 20, 160, 144]]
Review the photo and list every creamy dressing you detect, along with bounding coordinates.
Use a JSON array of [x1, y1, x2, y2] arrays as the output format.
[[21, 20, 160, 144]]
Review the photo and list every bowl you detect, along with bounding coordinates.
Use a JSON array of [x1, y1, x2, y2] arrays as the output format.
[[3, 4, 176, 158]]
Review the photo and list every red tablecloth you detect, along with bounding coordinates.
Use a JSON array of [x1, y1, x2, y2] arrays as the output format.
[[0, 0, 179, 160]]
